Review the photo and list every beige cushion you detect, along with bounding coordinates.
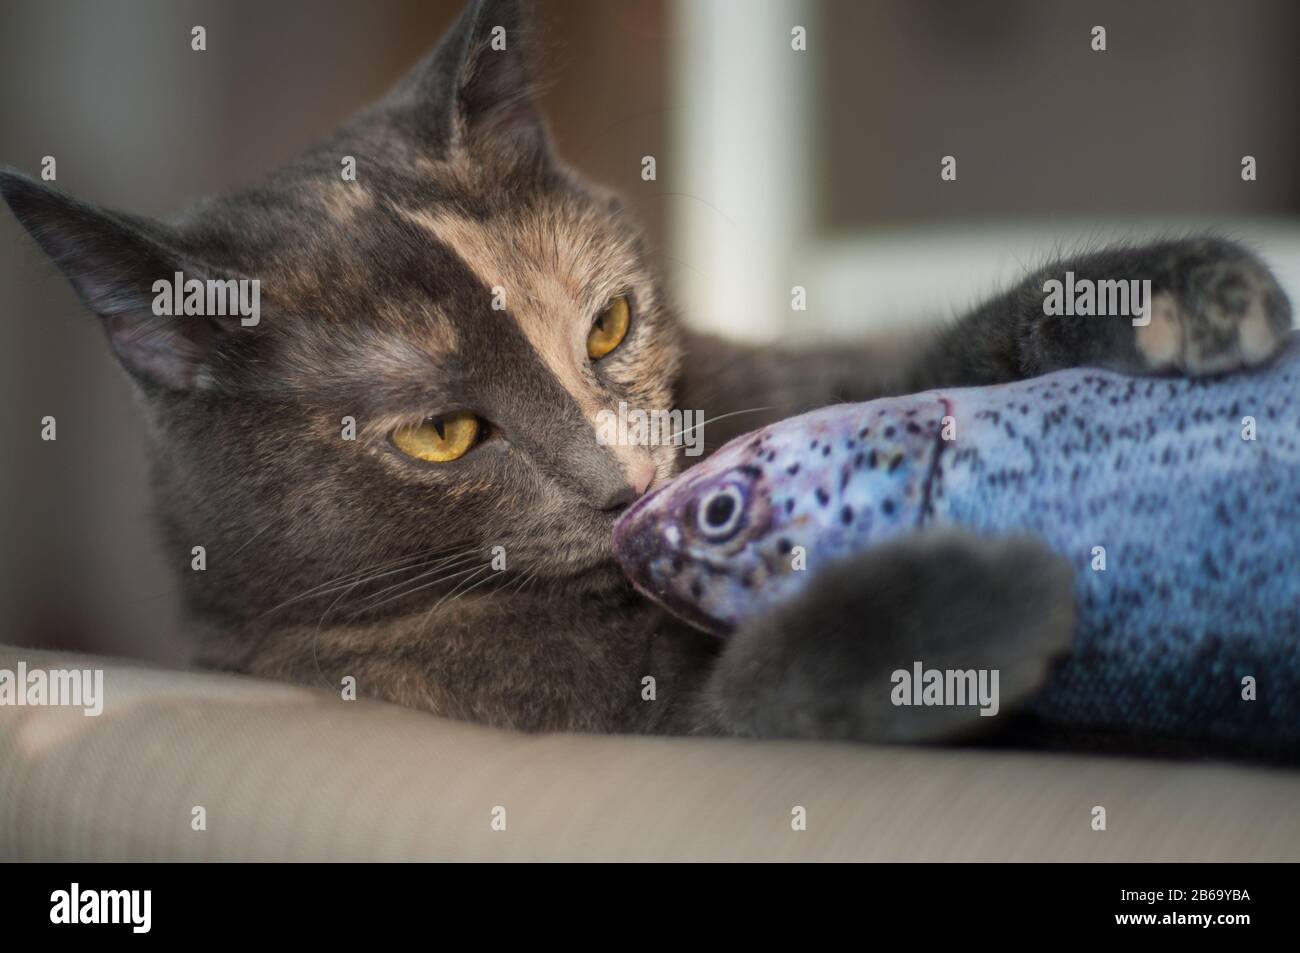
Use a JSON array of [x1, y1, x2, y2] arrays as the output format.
[[2, 644, 1297, 861]]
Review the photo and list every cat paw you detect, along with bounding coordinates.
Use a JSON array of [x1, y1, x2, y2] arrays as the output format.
[[701, 531, 1077, 743], [1137, 241, 1292, 375]]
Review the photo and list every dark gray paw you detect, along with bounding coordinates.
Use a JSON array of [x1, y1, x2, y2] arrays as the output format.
[[703, 530, 1076, 743]]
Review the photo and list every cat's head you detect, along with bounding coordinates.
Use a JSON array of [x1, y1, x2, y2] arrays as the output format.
[[0, 0, 683, 625]]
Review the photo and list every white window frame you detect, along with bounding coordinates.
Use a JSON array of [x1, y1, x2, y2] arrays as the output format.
[[669, 0, 1300, 341]]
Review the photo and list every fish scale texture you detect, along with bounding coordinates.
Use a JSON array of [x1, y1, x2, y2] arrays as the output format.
[[933, 348, 1300, 745], [615, 340, 1300, 750]]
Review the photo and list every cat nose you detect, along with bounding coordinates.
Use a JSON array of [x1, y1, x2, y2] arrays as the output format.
[[598, 484, 638, 511], [628, 458, 656, 496], [597, 459, 656, 511]]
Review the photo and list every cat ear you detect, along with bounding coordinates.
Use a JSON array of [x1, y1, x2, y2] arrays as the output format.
[[0, 169, 244, 392], [391, 0, 548, 155]]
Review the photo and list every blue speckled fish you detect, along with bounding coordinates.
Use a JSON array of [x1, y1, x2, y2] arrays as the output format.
[[614, 339, 1300, 749]]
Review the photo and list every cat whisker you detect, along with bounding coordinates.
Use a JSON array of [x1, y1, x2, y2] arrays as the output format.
[[309, 568, 374, 689], [342, 551, 485, 617], [667, 405, 777, 442], [438, 564, 501, 609], [356, 561, 491, 620], [303, 545, 476, 686], [491, 561, 533, 598], [430, 564, 493, 613], [226, 509, 295, 561], [510, 565, 538, 596], [301, 551, 462, 602], [291, 545, 461, 595], [417, 562, 499, 629], [259, 543, 474, 618], [304, 546, 472, 689], [521, 565, 544, 596], [487, 563, 534, 601], [643, 190, 741, 232]]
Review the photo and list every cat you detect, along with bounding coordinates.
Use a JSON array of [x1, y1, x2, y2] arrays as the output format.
[[1, 0, 1292, 747]]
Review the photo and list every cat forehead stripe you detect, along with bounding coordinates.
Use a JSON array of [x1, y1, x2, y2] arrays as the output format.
[[394, 203, 653, 477], [394, 203, 586, 401]]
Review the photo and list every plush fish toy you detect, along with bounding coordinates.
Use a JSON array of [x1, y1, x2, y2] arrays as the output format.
[[614, 339, 1300, 750]]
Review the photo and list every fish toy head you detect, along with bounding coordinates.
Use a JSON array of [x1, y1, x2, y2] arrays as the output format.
[[613, 394, 949, 635]]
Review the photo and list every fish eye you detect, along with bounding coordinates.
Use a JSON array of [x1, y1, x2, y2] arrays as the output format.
[[696, 484, 745, 541]]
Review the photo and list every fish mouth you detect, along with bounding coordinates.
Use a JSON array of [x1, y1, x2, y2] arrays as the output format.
[[622, 567, 732, 637], [612, 504, 733, 637]]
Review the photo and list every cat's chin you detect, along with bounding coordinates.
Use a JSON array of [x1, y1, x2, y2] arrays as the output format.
[[511, 530, 631, 592], [542, 537, 620, 576]]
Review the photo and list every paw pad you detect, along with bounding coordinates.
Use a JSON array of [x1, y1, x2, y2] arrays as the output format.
[[1140, 252, 1291, 375]]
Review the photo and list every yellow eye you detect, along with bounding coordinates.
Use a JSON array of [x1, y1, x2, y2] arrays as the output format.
[[587, 294, 631, 360], [392, 411, 481, 463]]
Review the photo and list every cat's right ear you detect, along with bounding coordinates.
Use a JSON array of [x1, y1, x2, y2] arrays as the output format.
[[388, 0, 549, 157], [0, 169, 242, 392]]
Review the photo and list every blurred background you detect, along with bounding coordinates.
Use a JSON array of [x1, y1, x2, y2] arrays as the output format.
[[1, 0, 1298, 663]]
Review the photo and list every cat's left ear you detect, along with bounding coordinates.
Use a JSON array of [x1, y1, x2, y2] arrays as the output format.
[[388, 0, 549, 157], [0, 169, 250, 392]]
